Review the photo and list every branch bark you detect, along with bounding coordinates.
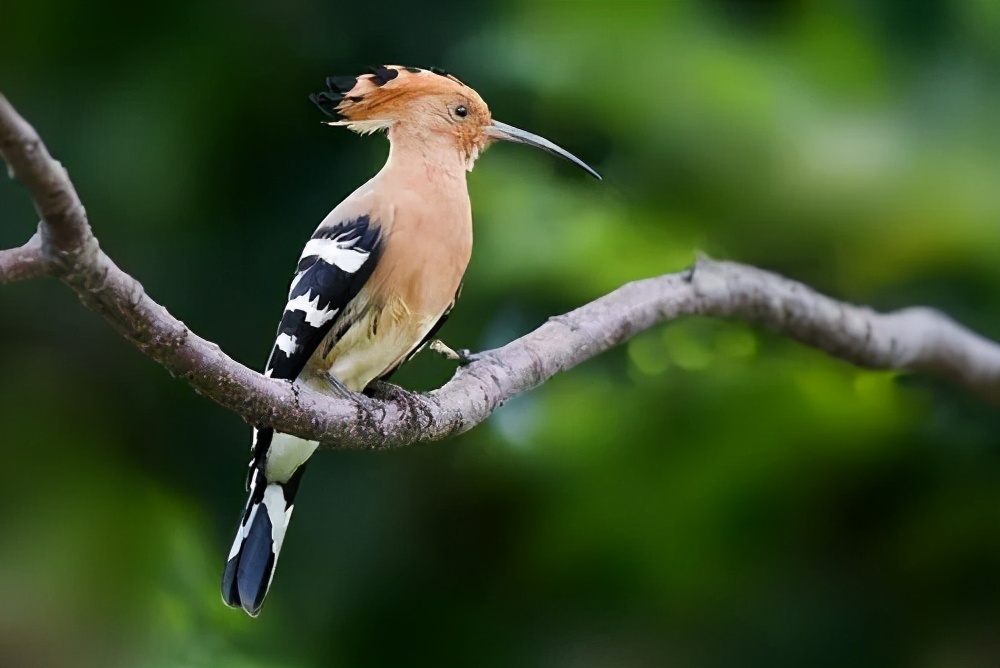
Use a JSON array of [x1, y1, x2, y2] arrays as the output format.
[[2, 92, 998, 450], [0, 232, 45, 283]]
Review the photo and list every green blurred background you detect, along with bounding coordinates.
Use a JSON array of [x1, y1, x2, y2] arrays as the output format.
[[1, 0, 998, 666]]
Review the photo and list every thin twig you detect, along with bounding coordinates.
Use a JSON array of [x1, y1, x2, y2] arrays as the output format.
[[0, 232, 45, 283]]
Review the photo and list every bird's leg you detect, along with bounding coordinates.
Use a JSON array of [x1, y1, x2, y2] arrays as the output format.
[[312, 372, 356, 399], [429, 339, 480, 365]]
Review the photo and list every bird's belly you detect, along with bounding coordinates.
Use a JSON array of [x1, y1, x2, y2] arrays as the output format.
[[315, 295, 439, 392]]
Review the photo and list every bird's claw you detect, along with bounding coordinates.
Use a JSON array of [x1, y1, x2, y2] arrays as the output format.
[[430, 339, 480, 365], [366, 380, 408, 401]]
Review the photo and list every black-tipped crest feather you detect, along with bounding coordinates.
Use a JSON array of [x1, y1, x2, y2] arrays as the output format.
[[310, 91, 343, 118], [326, 75, 358, 92], [428, 66, 466, 86], [310, 76, 359, 118], [368, 66, 398, 87], [310, 66, 472, 117]]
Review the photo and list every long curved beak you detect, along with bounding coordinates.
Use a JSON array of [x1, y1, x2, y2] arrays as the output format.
[[487, 120, 601, 180]]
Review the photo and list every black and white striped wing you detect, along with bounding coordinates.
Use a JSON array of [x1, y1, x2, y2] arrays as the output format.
[[245, 214, 382, 486], [264, 215, 382, 382]]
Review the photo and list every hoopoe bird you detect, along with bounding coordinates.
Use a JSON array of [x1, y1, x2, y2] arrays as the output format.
[[221, 65, 600, 616]]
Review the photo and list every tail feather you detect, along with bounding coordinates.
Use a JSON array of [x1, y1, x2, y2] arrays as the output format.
[[222, 465, 306, 616]]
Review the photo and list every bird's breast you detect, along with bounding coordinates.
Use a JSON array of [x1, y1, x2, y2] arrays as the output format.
[[310, 194, 472, 391], [371, 197, 472, 316]]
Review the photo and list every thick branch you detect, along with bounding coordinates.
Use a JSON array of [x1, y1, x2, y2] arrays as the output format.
[[1, 92, 998, 451]]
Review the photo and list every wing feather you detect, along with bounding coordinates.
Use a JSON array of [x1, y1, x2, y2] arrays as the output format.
[[246, 215, 382, 490], [264, 215, 382, 381]]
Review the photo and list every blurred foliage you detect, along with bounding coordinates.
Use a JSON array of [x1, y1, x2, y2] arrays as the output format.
[[1, 0, 998, 666]]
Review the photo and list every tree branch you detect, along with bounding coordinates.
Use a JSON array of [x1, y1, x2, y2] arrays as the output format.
[[1, 92, 998, 450], [0, 232, 45, 283]]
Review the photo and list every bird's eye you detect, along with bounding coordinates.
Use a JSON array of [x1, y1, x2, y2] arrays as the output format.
[[454, 105, 468, 118]]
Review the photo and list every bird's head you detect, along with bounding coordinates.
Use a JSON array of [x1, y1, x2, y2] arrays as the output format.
[[310, 66, 600, 179]]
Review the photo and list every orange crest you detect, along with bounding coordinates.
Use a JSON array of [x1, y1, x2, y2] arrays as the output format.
[[308, 65, 601, 178], [310, 66, 489, 135]]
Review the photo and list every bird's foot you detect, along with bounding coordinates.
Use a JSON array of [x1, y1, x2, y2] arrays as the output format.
[[429, 339, 480, 365], [366, 380, 409, 402]]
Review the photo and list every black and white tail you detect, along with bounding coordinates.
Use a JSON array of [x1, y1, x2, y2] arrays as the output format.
[[222, 434, 306, 617]]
